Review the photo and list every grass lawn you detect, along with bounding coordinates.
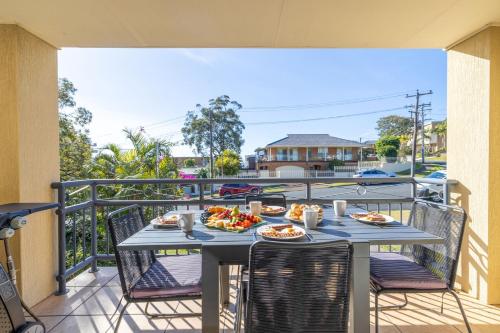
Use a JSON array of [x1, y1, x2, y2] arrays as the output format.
[[425, 153, 447, 162], [396, 163, 445, 177]]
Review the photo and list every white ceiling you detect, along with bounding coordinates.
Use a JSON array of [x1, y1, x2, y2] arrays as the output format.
[[1, 0, 499, 48]]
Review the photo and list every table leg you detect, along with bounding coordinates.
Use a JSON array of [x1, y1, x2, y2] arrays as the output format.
[[220, 264, 230, 306], [202, 246, 220, 333], [349, 242, 370, 333]]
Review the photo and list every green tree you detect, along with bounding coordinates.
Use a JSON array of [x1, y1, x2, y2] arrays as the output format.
[[183, 158, 197, 168], [327, 159, 344, 170], [215, 150, 241, 176], [432, 120, 447, 150], [376, 115, 413, 137], [182, 95, 245, 157], [375, 136, 401, 158], [93, 129, 177, 179], [58, 78, 94, 181]]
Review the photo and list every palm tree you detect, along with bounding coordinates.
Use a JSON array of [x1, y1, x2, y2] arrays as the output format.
[[92, 129, 178, 200], [431, 120, 447, 151]]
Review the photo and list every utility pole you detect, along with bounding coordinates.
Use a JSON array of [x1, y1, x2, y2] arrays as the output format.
[[208, 108, 214, 178], [406, 90, 432, 176], [155, 141, 160, 178], [419, 103, 432, 164]]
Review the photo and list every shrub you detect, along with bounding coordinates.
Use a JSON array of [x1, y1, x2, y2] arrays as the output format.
[[375, 136, 401, 158]]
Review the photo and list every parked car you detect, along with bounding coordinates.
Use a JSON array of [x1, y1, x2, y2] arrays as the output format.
[[219, 183, 262, 197], [353, 169, 396, 179], [417, 170, 447, 202]]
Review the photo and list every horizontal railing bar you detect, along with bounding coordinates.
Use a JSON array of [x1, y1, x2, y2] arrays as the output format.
[[64, 256, 94, 278], [414, 177, 457, 185], [95, 254, 115, 261], [94, 197, 414, 207], [53, 176, 418, 187], [62, 201, 93, 214]]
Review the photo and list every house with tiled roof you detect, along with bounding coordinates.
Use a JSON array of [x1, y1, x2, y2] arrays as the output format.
[[257, 134, 364, 172]]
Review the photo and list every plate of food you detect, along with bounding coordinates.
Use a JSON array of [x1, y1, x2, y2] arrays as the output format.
[[349, 212, 395, 224], [284, 203, 324, 224], [203, 206, 265, 232], [256, 224, 306, 241], [257, 224, 306, 241], [151, 214, 180, 228], [261, 205, 287, 216]]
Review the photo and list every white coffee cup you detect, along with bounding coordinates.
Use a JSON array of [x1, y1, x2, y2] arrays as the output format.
[[249, 201, 262, 216], [177, 211, 196, 232], [303, 208, 319, 230], [333, 200, 347, 217]]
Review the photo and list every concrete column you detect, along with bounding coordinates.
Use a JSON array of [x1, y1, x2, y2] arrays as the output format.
[[0, 25, 59, 306], [448, 26, 500, 304]]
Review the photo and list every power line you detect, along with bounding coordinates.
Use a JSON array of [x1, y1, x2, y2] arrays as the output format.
[[245, 106, 407, 125], [240, 91, 411, 112]]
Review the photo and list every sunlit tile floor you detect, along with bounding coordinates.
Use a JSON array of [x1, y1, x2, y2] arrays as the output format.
[[30, 267, 500, 333]]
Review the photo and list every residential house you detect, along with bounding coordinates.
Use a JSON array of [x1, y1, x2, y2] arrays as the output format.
[[409, 120, 446, 154], [244, 154, 256, 170], [173, 156, 208, 168], [257, 134, 364, 172]]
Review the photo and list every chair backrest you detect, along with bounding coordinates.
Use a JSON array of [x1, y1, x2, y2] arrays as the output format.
[[402, 200, 467, 288], [107, 205, 156, 297], [245, 240, 353, 333], [245, 194, 287, 208], [0, 264, 25, 332]]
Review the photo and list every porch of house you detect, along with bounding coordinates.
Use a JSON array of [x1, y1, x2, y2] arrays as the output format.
[[33, 266, 500, 333]]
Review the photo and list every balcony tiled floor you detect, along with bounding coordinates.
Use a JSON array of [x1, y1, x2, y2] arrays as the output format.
[[31, 267, 500, 332]]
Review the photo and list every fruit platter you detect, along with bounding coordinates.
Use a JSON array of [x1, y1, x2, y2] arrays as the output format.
[[201, 206, 265, 232]]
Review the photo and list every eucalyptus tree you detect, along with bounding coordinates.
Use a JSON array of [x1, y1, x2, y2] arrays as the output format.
[[182, 95, 245, 176]]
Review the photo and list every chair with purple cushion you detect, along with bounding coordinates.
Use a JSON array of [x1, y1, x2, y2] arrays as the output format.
[[370, 200, 470, 333], [107, 205, 201, 332]]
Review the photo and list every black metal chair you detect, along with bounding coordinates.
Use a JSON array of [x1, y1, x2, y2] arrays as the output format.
[[245, 193, 287, 208], [0, 264, 45, 333], [107, 205, 202, 332], [370, 200, 470, 333], [237, 240, 353, 333]]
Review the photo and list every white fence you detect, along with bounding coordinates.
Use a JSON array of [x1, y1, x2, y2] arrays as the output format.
[[217, 160, 412, 179]]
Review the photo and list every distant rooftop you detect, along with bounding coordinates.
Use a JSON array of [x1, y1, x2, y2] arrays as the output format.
[[266, 134, 364, 148]]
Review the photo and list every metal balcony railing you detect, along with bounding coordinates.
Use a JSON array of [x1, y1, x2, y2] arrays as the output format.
[[51, 176, 456, 295]]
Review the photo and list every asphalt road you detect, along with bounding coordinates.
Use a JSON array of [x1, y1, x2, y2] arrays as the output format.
[[277, 183, 412, 201]]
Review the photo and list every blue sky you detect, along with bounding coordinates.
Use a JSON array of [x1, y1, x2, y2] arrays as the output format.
[[58, 48, 447, 157]]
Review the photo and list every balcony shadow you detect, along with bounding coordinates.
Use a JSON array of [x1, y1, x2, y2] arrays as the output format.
[[451, 183, 488, 299]]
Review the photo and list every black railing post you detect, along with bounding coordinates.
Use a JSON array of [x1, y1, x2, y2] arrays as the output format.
[[443, 182, 449, 205], [199, 182, 204, 210], [306, 181, 312, 204], [90, 183, 98, 272], [55, 184, 68, 295]]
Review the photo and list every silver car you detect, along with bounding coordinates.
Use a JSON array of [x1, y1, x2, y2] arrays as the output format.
[[353, 169, 397, 179], [417, 170, 447, 202]]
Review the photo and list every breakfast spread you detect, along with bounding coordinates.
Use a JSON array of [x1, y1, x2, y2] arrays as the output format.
[[203, 206, 264, 232]]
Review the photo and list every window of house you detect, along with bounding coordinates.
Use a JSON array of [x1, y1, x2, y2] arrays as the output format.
[[344, 148, 353, 160], [290, 148, 299, 161], [318, 147, 328, 159], [276, 148, 287, 161], [336, 148, 343, 160]]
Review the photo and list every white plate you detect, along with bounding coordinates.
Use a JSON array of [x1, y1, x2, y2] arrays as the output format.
[[151, 214, 179, 228], [256, 224, 306, 241], [284, 211, 323, 224], [350, 213, 395, 224], [261, 205, 286, 215]]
